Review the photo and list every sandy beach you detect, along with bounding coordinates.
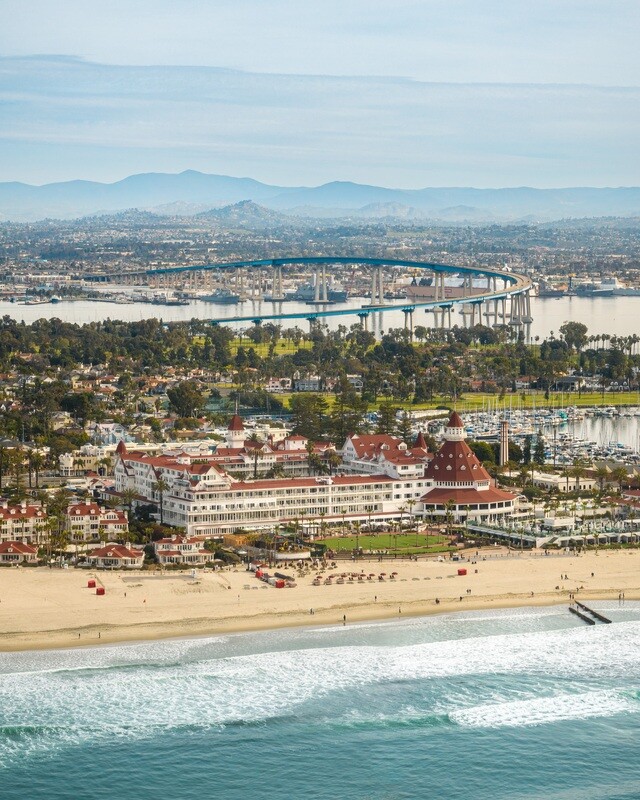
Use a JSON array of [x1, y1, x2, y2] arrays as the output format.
[[0, 548, 638, 652]]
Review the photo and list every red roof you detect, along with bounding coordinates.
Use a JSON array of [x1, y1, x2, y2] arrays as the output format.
[[0, 541, 37, 555], [155, 535, 201, 545], [88, 544, 144, 559], [229, 474, 396, 490], [68, 503, 100, 516], [100, 514, 128, 525], [116, 440, 128, 456], [424, 437, 492, 484], [448, 411, 464, 428], [420, 486, 516, 505], [228, 414, 245, 431], [414, 431, 428, 449], [0, 505, 46, 520]]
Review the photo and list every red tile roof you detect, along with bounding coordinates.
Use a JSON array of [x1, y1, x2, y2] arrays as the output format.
[[414, 432, 428, 449], [0, 541, 37, 555], [447, 411, 464, 429], [228, 474, 396, 490], [88, 544, 144, 559], [155, 535, 202, 545], [68, 503, 100, 516], [424, 438, 492, 483], [228, 414, 245, 431], [0, 505, 46, 520], [420, 486, 516, 505]]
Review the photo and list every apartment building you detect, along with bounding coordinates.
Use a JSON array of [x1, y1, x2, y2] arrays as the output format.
[[0, 502, 48, 544], [66, 503, 129, 543]]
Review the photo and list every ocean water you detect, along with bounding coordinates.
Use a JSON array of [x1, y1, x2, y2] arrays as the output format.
[[2, 605, 640, 800]]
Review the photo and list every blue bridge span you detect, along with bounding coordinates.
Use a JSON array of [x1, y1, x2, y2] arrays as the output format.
[[85, 256, 533, 331]]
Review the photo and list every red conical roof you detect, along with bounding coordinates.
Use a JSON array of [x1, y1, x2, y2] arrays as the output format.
[[414, 431, 428, 449], [448, 411, 464, 428], [228, 414, 245, 431], [115, 440, 128, 456], [424, 436, 492, 483]]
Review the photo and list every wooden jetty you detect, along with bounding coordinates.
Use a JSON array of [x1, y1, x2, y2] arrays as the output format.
[[576, 601, 612, 624], [569, 606, 596, 625]]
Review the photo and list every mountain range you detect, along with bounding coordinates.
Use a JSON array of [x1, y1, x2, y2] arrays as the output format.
[[1, 170, 640, 223]]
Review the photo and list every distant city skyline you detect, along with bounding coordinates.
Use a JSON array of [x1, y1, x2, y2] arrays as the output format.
[[1, 1, 639, 187]]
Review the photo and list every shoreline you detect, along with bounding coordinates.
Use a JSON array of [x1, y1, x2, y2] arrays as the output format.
[[1, 549, 638, 654]]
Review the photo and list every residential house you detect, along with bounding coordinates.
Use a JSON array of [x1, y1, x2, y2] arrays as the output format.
[[87, 543, 144, 569], [0, 541, 38, 563]]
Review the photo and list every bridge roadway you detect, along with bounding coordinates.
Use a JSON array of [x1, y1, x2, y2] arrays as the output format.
[[85, 256, 533, 329]]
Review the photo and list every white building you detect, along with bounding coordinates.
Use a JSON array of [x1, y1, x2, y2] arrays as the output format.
[[112, 413, 519, 537], [0, 502, 48, 544], [66, 503, 129, 543], [87, 542, 144, 569], [417, 412, 519, 523], [154, 535, 211, 566], [115, 439, 432, 537], [341, 432, 432, 479], [530, 471, 597, 493]]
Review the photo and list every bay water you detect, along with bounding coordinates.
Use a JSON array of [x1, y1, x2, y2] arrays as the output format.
[[2, 295, 640, 339]]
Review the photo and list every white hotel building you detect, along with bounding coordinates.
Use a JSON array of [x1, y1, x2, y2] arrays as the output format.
[[113, 419, 435, 537], [113, 413, 518, 537]]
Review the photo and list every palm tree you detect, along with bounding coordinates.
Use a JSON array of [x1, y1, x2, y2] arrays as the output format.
[[29, 451, 46, 489], [98, 456, 112, 477], [560, 467, 572, 494], [246, 432, 262, 479], [594, 464, 610, 493], [265, 463, 285, 479], [8, 447, 25, 492], [318, 511, 326, 539], [152, 476, 170, 525], [611, 466, 628, 493], [568, 459, 585, 495], [353, 520, 361, 556], [326, 450, 342, 476], [444, 500, 456, 540], [120, 487, 138, 521], [398, 505, 407, 533]]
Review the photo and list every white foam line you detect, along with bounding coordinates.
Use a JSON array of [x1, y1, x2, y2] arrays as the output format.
[[450, 690, 637, 729]]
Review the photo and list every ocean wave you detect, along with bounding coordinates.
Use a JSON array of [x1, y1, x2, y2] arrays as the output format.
[[450, 689, 638, 729], [2, 617, 640, 767]]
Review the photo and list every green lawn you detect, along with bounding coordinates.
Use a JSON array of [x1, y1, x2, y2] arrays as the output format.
[[320, 532, 454, 555], [273, 390, 640, 415], [229, 338, 312, 357], [419, 391, 640, 412]]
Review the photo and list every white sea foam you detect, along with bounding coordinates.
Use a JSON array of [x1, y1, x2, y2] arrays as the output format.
[[1, 617, 640, 766], [450, 690, 636, 729]]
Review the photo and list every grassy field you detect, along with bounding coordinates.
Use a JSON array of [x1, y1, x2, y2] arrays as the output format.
[[320, 532, 454, 555], [270, 390, 640, 415], [207, 386, 639, 417], [229, 338, 312, 357], [407, 391, 640, 412]]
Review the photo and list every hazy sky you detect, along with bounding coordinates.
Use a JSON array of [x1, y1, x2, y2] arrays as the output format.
[[1, 1, 639, 186]]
